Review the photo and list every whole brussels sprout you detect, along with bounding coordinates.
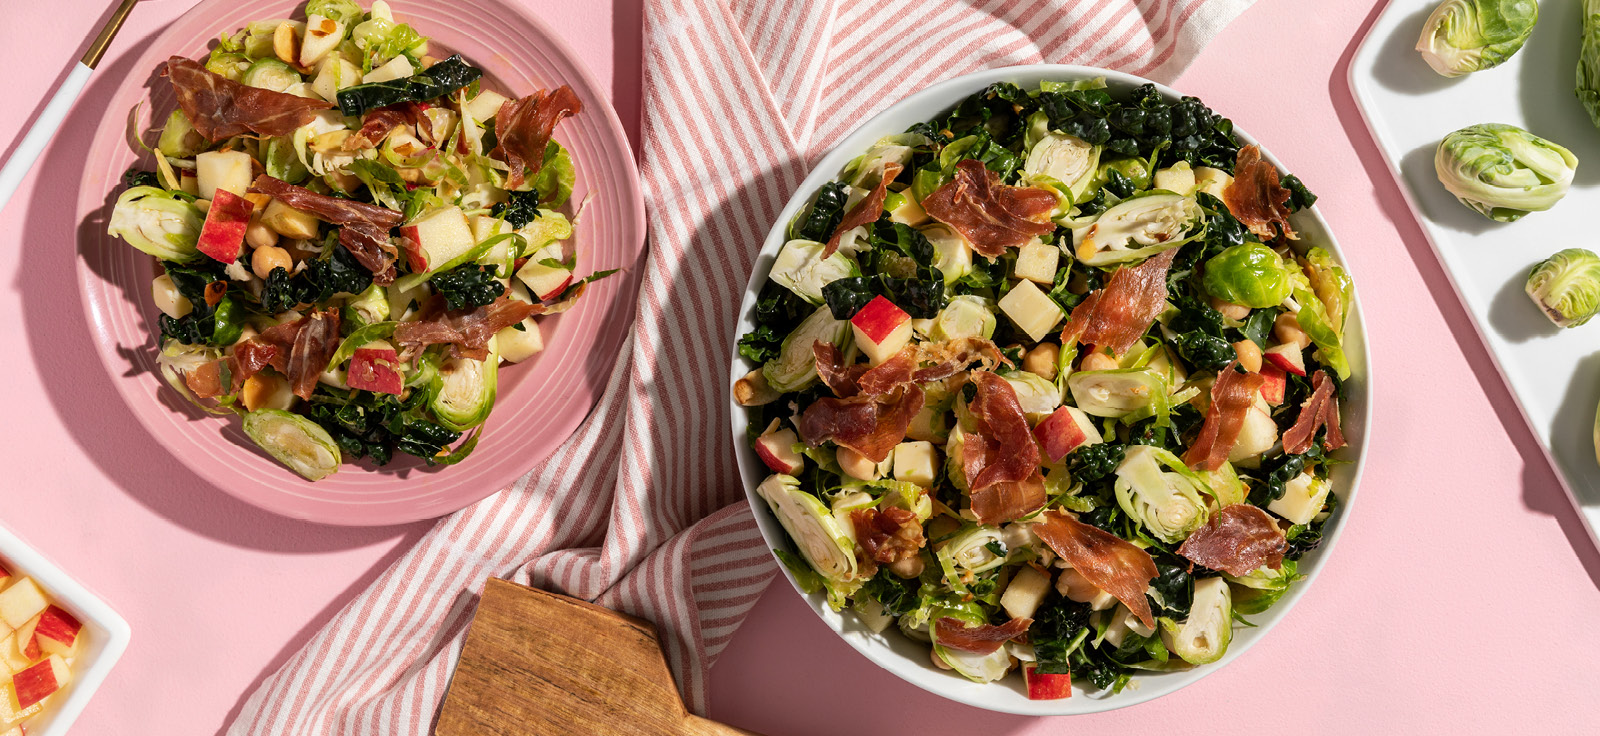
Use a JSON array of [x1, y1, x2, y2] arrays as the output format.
[[1580, 0, 1600, 127], [1525, 248, 1600, 327], [1416, 0, 1538, 78], [1435, 123, 1577, 222], [1202, 243, 1292, 308]]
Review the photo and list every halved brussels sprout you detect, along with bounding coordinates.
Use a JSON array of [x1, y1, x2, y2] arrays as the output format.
[[762, 305, 852, 393], [430, 345, 498, 431], [1160, 576, 1233, 665], [1023, 121, 1100, 203], [108, 186, 206, 262], [342, 283, 391, 328], [768, 239, 860, 304], [1300, 247, 1353, 335], [1225, 559, 1302, 615], [1068, 368, 1169, 420], [1289, 273, 1352, 381], [928, 295, 997, 342], [921, 224, 973, 285], [242, 409, 342, 481], [1074, 193, 1203, 267], [157, 110, 206, 160], [931, 607, 1015, 683], [1203, 243, 1291, 309], [1525, 248, 1600, 328], [1001, 370, 1062, 417], [757, 474, 861, 608], [844, 133, 930, 188], [1416, 0, 1538, 78], [242, 58, 302, 92], [937, 525, 1009, 576], [1435, 123, 1577, 222], [1113, 445, 1211, 544]]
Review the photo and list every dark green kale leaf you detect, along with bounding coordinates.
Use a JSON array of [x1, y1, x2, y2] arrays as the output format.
[[821, 268, 947, 320], [301, 242, 375, 304], [1249, 443, 1324, 506], [1281, 174, 1318, 212], [793, 181, 850, 242], [736, 324, 782, 363], [157, 260, 244, 347], [1067, 443, 1125, 484], [1039, 84, 1237, 173], [491, 188, 541, 229], [336, 54, 483, 116], [260, 267, 305, 314], [1173, 331, 1234, 371], [306, 387, 464, 466], [122, 168, 160, 189], [1238, 307, 1278, 350], [862, 568, 921, 617], [431, 264, 506, 310], [1284, 491, 1338, 560], [1030, 595, 1091, 675], [1147, 554, 1194, 618]]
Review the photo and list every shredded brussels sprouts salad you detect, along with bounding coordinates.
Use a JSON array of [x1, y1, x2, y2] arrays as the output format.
[[735, 79, 1356, 697], [110, 0, 612, 481]]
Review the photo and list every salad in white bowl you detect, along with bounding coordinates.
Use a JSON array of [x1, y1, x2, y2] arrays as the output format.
[[730, 66, 1367, 712]]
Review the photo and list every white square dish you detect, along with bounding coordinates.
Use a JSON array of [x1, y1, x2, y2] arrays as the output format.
[[0, 524, 131, 734]]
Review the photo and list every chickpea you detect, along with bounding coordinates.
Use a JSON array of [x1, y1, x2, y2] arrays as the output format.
[[1056, 568, 1101, 604], [1274, 312, 1312, 349], [1208, 295, 1250, 321], [245, 212, 280, 250], [241, 371, 293, 412], [1022, 343, 1060, 380], [837, 446, 886, 481], [888, 555, 924, 579], [252, 245, 292, 280], [1232, 339, 1263, 372], [1079, 349, 1119, 372]]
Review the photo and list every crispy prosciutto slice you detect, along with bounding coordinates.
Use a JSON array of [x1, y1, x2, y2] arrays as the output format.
[[249, 176, 404, 229], [933, 616, 1032, 655], [823, 162, 902, 258], [1177, 504, 1287, 576], [184, 360, 225, 399], [970, 470, 1047, 527], [1059, 248, 1178, 357], [1223, 145, 1298, 242], [1033, 510, 1159, 629], [1184, 362, 1266, 471], [338, 221, 399, 284], [911, 337, 1009, 383], [963, 371, 1041, 491], [856, 345, 918, 395], [393, 295, 544, 361], [814, 338, 1008, 399], [285, 309, 342, 400], [813, 340, 868, 398], [229, 339, 283, 387], [921, 159, 1056, 257], [1283, 370, 1345, 455], [797, 385, 924, 463], [165, 57, 332, 141], [490, 85, 583, 190], [344, 106, 409, 150], [850, 506, 925, 564]]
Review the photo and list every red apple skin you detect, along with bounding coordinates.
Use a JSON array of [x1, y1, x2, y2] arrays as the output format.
[[347, 347, 405, 395], [399, 225, 427, 273], [11, 658, 60, 708], [1034, 407, 1088, 464], [850, 296, 910, 344], [536, 274, 573, 301], [753, 429, 804, 475], [196, 189, 253, 263], [1259, 363, 1287, 405], [1263, 343, 1306, 377], [32, 606, 80, 656], [1024, 663, 1072, 700]]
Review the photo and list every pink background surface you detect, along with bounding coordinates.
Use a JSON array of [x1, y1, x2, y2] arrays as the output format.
[[0, 0, 1594, 733]]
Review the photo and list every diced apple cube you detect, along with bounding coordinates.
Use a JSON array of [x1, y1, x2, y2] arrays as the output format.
[[1024, 663, 1073, 700], [837, 446, 891, 481], [1229, 395, 1279, 463], [311, 57, 363, 107], [1264, 341, 1306, 376], [1259, 362, 1287, 405], [496, 318, 544, 363], [1268, 471, 1333, 526], [14, 617, 38, 660], [11, 654, 69, 709], [347, 342, 404, 395], [998, 279, 1064, 343], [754, 420, 805, 475], [196, 188, 254, 263], [1033, 406, 1102, 463], [469, 214, 508, 243], [891, 441, 939, 487], [888, 193, 930, 226], [1193, 166, 1234, 199], [298, 15, 344, 67], [363, 54, 414, 84], [515, 262, 573, 301], [849, 296, 912, 366], [32, 606, 81, 659], [0, 681, 42, 725], [1013, 241, 1060, 285], [0, 580, 48, 631], [1153, 162, 1196, 195], [1000, 565, 1053, 620], [195, 150, 254, 200], [0, 635, 27, 674], [465, 89, 510, 123], [400, 206, 476, 274], [905, 404, 949, 444]]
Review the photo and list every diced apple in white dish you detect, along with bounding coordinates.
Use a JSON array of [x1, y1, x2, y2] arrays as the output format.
[[1033, 406, 1102, 464], [1264, 341, 1306, 376], [0, 580, 48, 632], [11, 655, 69, 709], [754, 420, 805, 475], [31, 606, 81, 659], [195, 150, 253, 200], [850, 295, 912, 366], [14, 617, 38, 661], [1269, 471, 1332, 526], [0, 680, 42, 725], [0, 635, 27, 674], [891, 440, 939, 487], [399, 206, 476, 274], [997, 279, 1064, 343]]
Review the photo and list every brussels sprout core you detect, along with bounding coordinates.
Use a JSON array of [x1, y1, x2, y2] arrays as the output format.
[[1434, 123, 1577, 222], [1525, 248, 1600, 328], [1416, 0, 1538, 78]]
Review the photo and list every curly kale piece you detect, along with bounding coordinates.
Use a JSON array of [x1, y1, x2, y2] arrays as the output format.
[[1068, 442, 1126, 484], [793, 181, 849, 242], [122, 167, 160, 189], [431, 264, 506, 311], [306, 387, 463, 466], [491, 188, 541, 229], [157, 260, 244, 347], [861, 568, 921, 617], [260, 267, 304, 314], [1030, 595, 1092, 675], [736, 324, 782, 363]]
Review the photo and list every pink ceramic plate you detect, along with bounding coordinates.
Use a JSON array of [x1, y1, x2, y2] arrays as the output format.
[[75, 0, 645, 525]]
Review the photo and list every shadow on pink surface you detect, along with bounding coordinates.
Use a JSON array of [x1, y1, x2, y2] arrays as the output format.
[[1330, 0, 1600, 591], [14, 33, 425, 551]]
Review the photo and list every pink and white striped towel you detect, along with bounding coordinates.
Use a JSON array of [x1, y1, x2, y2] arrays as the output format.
[[230, 0, 1252, 731]]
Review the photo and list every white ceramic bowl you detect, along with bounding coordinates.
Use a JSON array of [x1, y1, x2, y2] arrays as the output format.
[[728, 64, 1370, 714], [0, 525, 131, 733]]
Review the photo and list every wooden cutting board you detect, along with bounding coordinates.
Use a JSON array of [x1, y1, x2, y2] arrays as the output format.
[[436, 578, 761, 736]]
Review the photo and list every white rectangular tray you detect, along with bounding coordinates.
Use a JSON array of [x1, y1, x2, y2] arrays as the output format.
[[1351, 0, 1600, 548]]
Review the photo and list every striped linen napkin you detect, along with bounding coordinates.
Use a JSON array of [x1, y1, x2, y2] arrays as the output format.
[[230, 0, 1252, 731]]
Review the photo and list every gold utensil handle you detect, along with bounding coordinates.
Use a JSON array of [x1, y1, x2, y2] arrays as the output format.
[[81, 0, 140, 69]]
